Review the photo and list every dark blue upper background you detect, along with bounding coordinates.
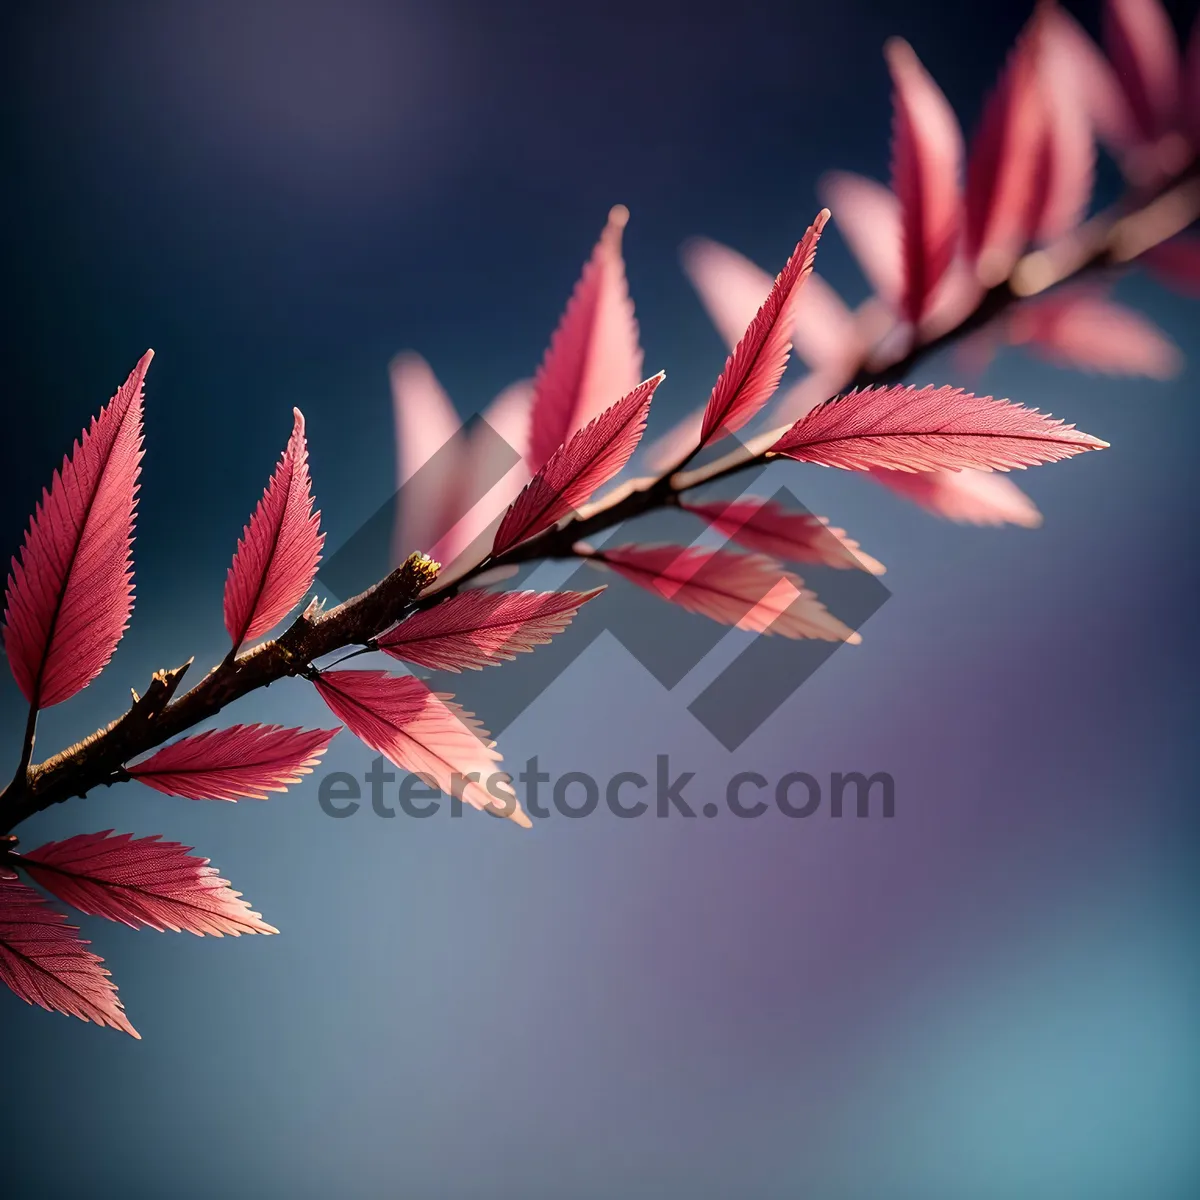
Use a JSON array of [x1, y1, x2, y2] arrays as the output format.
[[2, 2, 1198, 1197]]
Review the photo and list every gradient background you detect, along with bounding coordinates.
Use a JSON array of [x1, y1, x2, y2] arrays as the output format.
[[2, 1, 1199, 1196]]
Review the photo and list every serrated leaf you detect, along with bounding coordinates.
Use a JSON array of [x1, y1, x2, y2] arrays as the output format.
[[0, 876, 138, 1036], [4, 351, 151, 709], [682, 498, 885, 574], [493, 373, 663, 554], [312, 670, 530, 827], [592, 544, 860, 643], [528, 206, 644, 470], [681, 236, 859, 371], [21, 831, 277, 936], [698, 212, 829, 446], [224, 408, 324, 649], [127, 723, 339, 801], [378, 587, 604, 671], [770, 384, 1108, 472]]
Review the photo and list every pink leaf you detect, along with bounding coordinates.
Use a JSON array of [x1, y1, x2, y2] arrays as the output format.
[[592, 545, 860, 643], [681, 237, 860, 370], [1031, 10, 1098, 242], [313, 670, 530, 827], [127, 723, 339, 801], [528, 206, 644, 471], [1007, 287, 1181, 378], [378, 587, 604, 671], [0, 875, 138, 1037], [224, 409, 325, 649], [493, 373, 663, 554], [699, 212, 830, 446], [682, 498, 885, 574], [1140, 234, 1200, 296], [770, 384, 1108, 472], [390, 353, 467, 565], [431, 381, 534, 576], [1104, 0, 1182, 143], [1044, 4, 1140, 152], [966, 22, 1048, 284], [21, 831, 276, 937], [887, 39, 965, 324], [870, 468, 1043, 527], [4, 351, 151, 709], [820, 171, 905, 309]]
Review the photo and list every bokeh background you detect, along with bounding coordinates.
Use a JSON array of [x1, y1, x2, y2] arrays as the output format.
[[2, 1, 1199, 1196]]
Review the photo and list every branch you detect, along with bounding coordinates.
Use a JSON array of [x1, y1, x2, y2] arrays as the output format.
[[0, 553, 440, 832], [427, 161, 1200, 591], [3, 161, 1197, 837]]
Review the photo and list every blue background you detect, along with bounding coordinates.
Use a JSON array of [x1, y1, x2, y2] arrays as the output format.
[[2, 1, 1198, 1196]]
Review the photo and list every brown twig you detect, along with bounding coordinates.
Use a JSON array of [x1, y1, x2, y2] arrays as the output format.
[[2, 163, 1197, 836]]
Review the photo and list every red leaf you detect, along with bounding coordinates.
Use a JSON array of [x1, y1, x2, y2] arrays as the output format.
[[1104, 0, 1182, 143], [820, 172, 904, 309], [681, 236, 860, 371], [1007, 287, 1181, 378], [0, 876, 138, 1037], [493, 373, 663, 555], [528, 206, 644, 471], [127, 723, 339, 801], [770, 384, 1108, 472], [4, 351, 151, 709], [966, 21, 1048, 284], [378, 587, 604, 671], [592, 545, 860, 643], [887, 39, 965, 324], [1140, 235, 1200, 296], [870, 468, 1043, 527], [699, 212, 829, 446], [313, 670, 530, 827], [21, 831, 277, 937], [681, 498, 885, 574], [224, 408, 324, 649]]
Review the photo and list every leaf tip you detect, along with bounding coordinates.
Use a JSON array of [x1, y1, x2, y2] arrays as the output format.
[[884, 35, 914, 68]]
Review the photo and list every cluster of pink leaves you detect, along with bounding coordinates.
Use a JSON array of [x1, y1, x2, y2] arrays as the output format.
[[4, 3, 1163, 1040], [679, 0, 1198, 525]]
